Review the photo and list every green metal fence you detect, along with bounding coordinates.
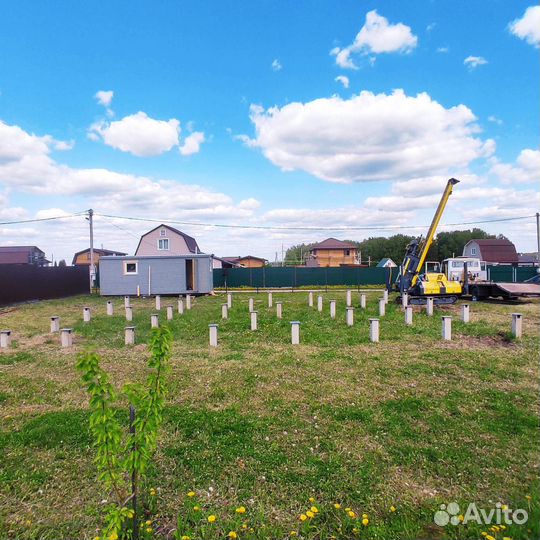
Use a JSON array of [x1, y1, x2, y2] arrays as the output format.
[[487, 265, 537, 283], [213, 265, 537, 289], [213, 266, 390, 288]]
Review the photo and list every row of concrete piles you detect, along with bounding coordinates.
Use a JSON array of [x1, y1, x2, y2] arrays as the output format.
[[0, 294, 194, 349], [0, 292, 526, 349], [202, 290, 525, 347]]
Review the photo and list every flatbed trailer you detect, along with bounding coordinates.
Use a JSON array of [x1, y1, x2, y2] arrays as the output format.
[[466, 281, 540, 301]]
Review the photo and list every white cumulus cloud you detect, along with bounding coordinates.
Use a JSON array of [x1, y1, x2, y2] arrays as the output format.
[[490, 148, 540, 184], [89, 112, 181, 157], [334, 75, 350, 88], [179, 131, 205, 156], [464, 56, 488, 69], [331, 10, 417, 69], [271, 59, 282, 71], [509, 5, 540, 47], [242, 90, 494, 183], [95, 90, 114, 107]]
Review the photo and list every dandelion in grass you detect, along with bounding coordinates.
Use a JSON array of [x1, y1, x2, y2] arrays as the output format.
[[310, 506, 319, 513], [181, 536, 190, 540], [235, 506, 246, 514], [109, 533, 118, 540], [345, 507, 351, 512], [149, 488, 157, 496], [146, 527, 152, 533], [306, 511, 315, 518], [145, 520, 152, 526], [362, 518, 369, 526], [334, 503, 341, 509], [348, 511, 356, 518], [228, 532, 238, 539], [193, 506, 201, 511], [526, 495, 531, 500], [390, 505, 396, 512], [299, 514, 307, 521], [187, 491, 196, 497], [309, 497, 315, 503], [485, 535, 495, 540], [207, 515, 216, 523], [290, 532, 297, 537]]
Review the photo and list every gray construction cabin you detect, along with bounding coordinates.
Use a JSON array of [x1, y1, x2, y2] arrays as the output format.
[[99, 255, 213, 296]]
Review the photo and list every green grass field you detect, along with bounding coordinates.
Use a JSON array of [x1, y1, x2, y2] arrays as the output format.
[[0, 291, 538, 540]]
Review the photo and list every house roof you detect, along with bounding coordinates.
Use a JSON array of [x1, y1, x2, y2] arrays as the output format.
[[135, 224, 200, 254], [212, 256, 242, 267], [376, 257, 397, 267], [222, 255, 268, 263], [72, 248, 128, 265], [0, 246, 48, 264], [467, 239, 518, 264], [310, 238, 357, 250]]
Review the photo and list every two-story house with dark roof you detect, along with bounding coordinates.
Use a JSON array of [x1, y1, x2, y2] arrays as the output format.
[[462, 239, 518, 264], [0, 246, 50, 266], [307, 238, 358, 267]]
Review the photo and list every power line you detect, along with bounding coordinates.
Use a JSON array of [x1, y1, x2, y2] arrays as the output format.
[[94, 211, 535, 232], [0, 212, 86, 226], [0, 209, 534, 231]]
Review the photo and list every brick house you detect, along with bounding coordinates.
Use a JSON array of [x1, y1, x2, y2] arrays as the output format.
[[307, 238, 358, 267]]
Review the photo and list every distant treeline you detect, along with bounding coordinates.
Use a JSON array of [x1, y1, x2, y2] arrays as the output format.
[[285, 228, 498, 266]]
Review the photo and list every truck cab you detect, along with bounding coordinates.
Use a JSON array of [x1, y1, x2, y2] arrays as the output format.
[[442, 257, 487, 282]]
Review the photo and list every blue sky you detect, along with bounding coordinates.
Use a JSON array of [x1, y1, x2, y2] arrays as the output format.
[[0, 1, 538, 262]]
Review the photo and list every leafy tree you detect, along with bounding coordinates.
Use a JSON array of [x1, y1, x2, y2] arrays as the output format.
[[434, 228, 495, 260], [284, 243, 315, 265], [58, 259, 67, 267]]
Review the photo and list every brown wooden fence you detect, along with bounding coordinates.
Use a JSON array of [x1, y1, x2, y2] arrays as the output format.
[[0, 265, 89, 306]]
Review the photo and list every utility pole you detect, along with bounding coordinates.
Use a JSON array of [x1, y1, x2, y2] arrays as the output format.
[[87, 209, 95, 292], [536, 212, 540, 273]]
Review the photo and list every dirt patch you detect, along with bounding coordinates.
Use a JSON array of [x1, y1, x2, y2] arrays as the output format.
[[441, 332, 516, 349]]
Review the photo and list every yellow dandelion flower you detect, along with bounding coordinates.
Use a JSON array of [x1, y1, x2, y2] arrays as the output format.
[[348, 511, 356, 519], [299, 514, 307, 522], [235, 506, 246, 514], [145, 520, 152, 526], [242, 524, 248, 529], [500, 525, 506, 530], [486, 535, 495, 540], [345, 507, 352, 512], [525, 495, 531, 500], [181, 536, 191, 540], [309, 497, 315, 503], [362, 518, 369, 526], [458, 514, 464, 522], [109, 533, 118, 540], [207, 515, 216, 523], [94, 537, 100, 540], [362, 513, 368, 519], [306, 511, 315, 518], [352, 527, 359, 534], [311, 506, 319, 514], [334, 503, 341, 509], [503, 537, 511, 540], [481, 533, 488, 537], [149, 488, 156, 496], [228, 532, 238, 539], [193, 505, 201, 511], [390, 506, 396, 512], [187, 491, 196, 498], [290, 532, 297, 537], [146, 528, 152, 533], [126, 511, 134, 519], [491, 526, 500, 532]]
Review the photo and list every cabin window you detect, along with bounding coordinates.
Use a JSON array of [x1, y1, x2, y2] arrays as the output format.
[[123, 261, 138, 275], [471, 247, 477, 255], [158, 238, 169, 250], [345, 250, 350, 256], [160, 228, 166, 236]]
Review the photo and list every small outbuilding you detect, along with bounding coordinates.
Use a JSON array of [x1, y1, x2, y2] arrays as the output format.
[[376, 257, 397, 268], [99, 254, 213, 296]]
